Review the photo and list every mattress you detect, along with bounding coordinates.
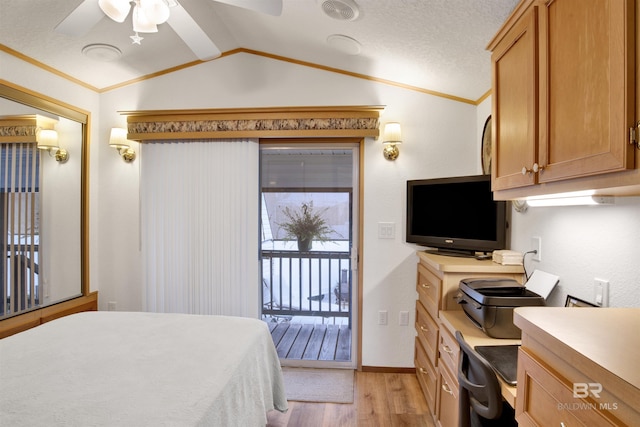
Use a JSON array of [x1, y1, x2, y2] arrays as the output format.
[[0, 311, 288, 426]]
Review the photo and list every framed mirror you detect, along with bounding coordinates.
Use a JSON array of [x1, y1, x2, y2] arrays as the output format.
[[0, 79, 90, 325]]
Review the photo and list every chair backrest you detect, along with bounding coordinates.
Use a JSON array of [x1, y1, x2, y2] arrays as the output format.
[[455, 331, 503, 426]]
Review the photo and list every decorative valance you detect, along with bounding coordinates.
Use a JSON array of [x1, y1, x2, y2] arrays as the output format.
[[0, 114, 58, 143], [122, 106, 384, 141]]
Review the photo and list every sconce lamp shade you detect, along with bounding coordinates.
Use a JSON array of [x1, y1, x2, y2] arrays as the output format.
[[109, 127, 131, 148], [37, 129, 59, 150], [98, 0, 132, 23], [37, 128, 68, 162], [382, 122, 402, 160], [383, 122, 402, 144], [109, 127, 137, 162]]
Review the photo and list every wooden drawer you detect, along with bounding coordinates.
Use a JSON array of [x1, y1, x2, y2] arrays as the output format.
[[415, 337, 438, 412], [516, 349, 619, 427], [417, 263, 441, 319], [415, 300, 439, 366], [438, 321, 460, 379], [436, 359, 459, 427]]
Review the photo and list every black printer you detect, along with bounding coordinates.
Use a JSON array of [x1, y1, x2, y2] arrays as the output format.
[[456, 278, 545, 339]]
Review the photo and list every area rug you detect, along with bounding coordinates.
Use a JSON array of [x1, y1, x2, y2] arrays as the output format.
[[281, 367, 354, 403]]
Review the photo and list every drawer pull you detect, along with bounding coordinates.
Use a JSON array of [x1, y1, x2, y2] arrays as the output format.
[[420, 325, 429, 332], [418, 367, 427, 375], [421, 283, 430, 289], [441, 382, 453, 395], [560, 423, 566, 427], [442, 344, 453, 354]]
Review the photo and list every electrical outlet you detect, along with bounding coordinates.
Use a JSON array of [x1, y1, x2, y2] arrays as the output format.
[[594, 278, 609, 307], [531, 236, 542, 261], [378, 310, 388, 325]]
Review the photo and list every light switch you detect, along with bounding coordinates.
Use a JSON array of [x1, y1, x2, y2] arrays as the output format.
[[378, 222, 395, 239]]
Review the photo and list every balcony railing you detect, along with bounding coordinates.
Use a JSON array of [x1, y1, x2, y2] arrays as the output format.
[[2, 245, 39, 318], [261, 249, 351, 326]]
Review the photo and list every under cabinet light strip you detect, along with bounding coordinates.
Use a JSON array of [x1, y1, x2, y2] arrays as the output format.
[[525, 196, 614, 207]]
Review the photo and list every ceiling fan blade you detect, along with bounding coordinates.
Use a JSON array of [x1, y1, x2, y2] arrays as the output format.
[[212, 0, 283, 16], [167, 4, 222, 60], [54, 0, 105, 37]]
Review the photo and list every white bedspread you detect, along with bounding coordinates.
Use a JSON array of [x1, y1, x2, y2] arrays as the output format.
[[0, 311, 288, 426]]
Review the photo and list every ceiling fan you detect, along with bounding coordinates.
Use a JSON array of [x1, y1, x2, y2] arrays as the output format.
[[54, 0, 283, 60]]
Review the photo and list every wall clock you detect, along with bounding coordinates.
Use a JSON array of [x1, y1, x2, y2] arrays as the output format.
[[481, 115, 492, 175]]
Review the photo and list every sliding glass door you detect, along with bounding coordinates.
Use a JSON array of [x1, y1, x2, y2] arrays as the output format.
[[259, 142, 359, 368]]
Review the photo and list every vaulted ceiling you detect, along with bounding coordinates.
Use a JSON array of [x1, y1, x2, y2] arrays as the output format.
[[0, 0, 519, 101]]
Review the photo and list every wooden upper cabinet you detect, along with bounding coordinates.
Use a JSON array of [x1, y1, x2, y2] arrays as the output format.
[[489, 0, 635, 192], [491, 4, 539, 191], [539, 0, 635, 182]]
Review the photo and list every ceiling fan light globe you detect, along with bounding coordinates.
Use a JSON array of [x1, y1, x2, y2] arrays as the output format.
[[98, 0, 132, 23], [140, 0, 170, 24], [133, 5, 159, 33]]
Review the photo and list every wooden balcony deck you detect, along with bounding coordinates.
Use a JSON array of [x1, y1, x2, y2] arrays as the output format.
[[266, 321, 351, 361]]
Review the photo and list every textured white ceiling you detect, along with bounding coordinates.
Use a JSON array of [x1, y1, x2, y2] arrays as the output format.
[[0, 0, 520, 100]]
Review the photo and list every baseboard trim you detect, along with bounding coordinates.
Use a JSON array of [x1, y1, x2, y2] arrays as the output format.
[[360, 366, 416, 374]]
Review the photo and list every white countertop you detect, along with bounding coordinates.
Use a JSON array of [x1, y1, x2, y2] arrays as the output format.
[[514, 307, 640, 390]]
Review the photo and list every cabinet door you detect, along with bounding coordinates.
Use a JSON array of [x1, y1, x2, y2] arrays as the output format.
[[491, 4, 539, 190], [415, 337, 438, 412], [516, 348, 619, 426], [436, 362, 459, 427], [417, 263, 440, 320], [416, 301, 439, 366], [538, 0, 635, 182]]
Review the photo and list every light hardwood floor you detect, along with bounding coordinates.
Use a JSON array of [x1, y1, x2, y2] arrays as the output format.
[[267, 371, 435, 427]]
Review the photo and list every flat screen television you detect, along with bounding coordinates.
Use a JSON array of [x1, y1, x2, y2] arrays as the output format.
[[406, 174, 506, 257]]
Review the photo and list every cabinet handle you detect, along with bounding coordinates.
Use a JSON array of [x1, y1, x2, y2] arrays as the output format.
[[441, 381, 453, 395], [442, 344, 453, 354], [629, 121, 640, 149], [421, 283, 430, 289], [420, 325, 429, 332], [418, 367, 427, 375], [560, 423, 566, 427], [521, 163, 544, 175]]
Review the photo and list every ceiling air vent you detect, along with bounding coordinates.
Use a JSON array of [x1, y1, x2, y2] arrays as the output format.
[[320, 0, 360, 21]]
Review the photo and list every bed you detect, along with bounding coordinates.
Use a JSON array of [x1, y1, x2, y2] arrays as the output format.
[[0, 311, 288, 426]]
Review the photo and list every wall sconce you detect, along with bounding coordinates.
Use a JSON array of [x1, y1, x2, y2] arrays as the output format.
[[37, 129, 69, 162], [109, 127, 136, 162], [382, 122, 402, 160]]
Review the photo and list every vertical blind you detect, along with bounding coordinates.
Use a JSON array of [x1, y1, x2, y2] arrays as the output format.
[[1, 143, 40, 317], [140, 139, 260, 317]]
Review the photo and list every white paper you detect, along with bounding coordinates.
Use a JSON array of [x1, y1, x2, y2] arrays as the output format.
[[525, 269, 560, 299]]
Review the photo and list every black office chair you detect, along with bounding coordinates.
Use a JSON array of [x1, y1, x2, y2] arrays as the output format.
[[455, 331, 517, 427]]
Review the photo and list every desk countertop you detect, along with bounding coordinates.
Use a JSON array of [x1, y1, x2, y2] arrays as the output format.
[[439, 310, 520, 407], [514, 307, 640, 390]]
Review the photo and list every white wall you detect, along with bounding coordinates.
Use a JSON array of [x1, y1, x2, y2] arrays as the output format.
[[478, 97, 640, 308], [97, 53, 479, 368], [5, 51, 638, 369]]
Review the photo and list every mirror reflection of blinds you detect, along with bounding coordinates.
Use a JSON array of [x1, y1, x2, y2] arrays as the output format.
[[1, 143, 40, 318], [1, 144, 40, 192]]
